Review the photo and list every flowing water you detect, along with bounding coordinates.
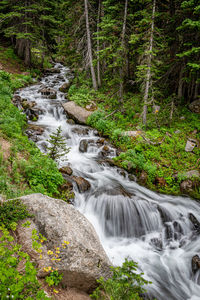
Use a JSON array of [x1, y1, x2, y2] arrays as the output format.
[[16, 64, 200, 300]]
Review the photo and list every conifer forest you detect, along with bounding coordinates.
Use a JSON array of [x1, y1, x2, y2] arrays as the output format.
[[0, 1, 200, 299]]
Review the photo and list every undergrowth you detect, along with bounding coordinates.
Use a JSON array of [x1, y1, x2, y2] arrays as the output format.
[[0, 70, 64, 199], [68, 78, 200, 199]]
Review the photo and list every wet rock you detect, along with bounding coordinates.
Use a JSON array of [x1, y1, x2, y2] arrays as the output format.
[[67, 119, 75, 125], [59, 166, 73, 176], [150, 237, 163, 250], [97, 158, 116, 167], [192, 255, 200, 273], [12, 94, 22, 104], [185, 139, 196, 152], [16, 194, 111, 292], [97, 138, 105, 145], [25, 107, 40, 121], [189, 99, 200, 114], [117, 169, 126, 177], [59, 180, 74, 193], [71, 126, 90, 135], [57, 75, 64, 80], [173, 221, 183, 235], [158, 206, 172, 223], [40, 87, 57, 99], [63, 101, 94, 125], [72, 176, 91, 193], [189, 213, 200, 234], [165, 223, 173, 240], [26, 124, 45, 136], [92, 186, 132, 198], [139, 170, 148, 185], [22, 99, 36, 109], [48, 93, 57, 99], [128, 174, 136, 181], [99, 145, 113, 158], [79, 139, 89, 153], [59, 82, 71, 93], [45, 68, 61, 74]]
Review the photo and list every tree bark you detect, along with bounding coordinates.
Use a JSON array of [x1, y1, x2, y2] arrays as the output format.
[[97, 0, 101, 87], [84, 0, 98, 90], [178, 66, 184, 99], [142, 0, 156, 125], [119, 0, 128, 102], [24, 39, 31, 66]]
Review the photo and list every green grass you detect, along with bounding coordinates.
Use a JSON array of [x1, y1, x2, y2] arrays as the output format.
[[0, 70, 64, 199]]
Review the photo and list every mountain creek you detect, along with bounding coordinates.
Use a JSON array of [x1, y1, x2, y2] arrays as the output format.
[[14, 63, 200, 300]]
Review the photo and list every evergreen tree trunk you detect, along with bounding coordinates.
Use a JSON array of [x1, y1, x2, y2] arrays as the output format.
[[24, 39, 31, 66], [119, 0, 128, 102], [178, 65, 184, 99], [97, 0, 101, 87], [84, 0, 98, 90], [142, 0, 156, 126]]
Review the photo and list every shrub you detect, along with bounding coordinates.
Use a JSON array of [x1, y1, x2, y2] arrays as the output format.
[[91, 259, 150, 300], [0, 199, 32, 229]]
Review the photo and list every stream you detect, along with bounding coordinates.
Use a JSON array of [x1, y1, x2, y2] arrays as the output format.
[[16, 64, 200, 300]]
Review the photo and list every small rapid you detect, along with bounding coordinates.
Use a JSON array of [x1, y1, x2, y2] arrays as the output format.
[[16, 64, 200, 300]]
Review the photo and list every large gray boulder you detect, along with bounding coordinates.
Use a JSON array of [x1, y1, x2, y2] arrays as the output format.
[[16, 194, 111, 292], [63, 101, 94, 125]]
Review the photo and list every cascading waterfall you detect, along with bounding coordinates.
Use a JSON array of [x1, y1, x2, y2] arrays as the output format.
[[16, 63, 200, 300]]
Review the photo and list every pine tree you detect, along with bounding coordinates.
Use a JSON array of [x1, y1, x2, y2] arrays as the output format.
[[47, 126, 70, 161]]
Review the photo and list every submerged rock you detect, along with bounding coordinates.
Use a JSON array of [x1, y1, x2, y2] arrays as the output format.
[[16, 194, 111, 292], [79, 139, 89, 153]]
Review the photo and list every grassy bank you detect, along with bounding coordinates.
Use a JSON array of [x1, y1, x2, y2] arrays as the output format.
[[67, 78, 200, 199], [0, 67, 65, 199]]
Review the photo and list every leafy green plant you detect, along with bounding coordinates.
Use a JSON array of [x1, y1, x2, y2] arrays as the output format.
[[91, 259, 150, 300], [0, 199, 32, 229], [0, 227, 49, 300], [45, 271, 63, 287]]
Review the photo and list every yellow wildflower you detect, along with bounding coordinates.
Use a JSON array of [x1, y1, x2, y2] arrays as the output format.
[[63, 241, 70, 245], [53, 289, 59, 294]]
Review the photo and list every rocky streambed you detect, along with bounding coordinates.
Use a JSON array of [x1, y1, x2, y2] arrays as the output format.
[[13, 63, 200, 299]]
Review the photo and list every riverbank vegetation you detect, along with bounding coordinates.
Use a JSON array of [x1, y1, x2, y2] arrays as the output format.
[[0, 65, 64, 199]]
